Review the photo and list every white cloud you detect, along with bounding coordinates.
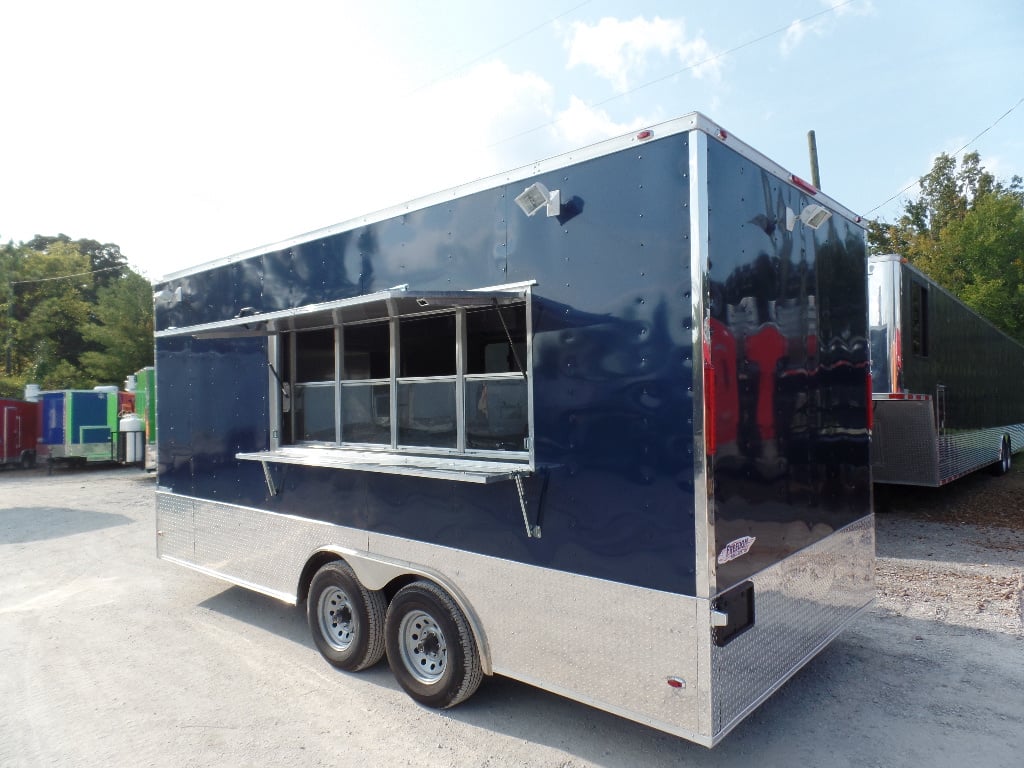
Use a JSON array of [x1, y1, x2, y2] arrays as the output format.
[[155, 60, 559, 277], [407, 61, 555, 150], [781, 19, 811, 57], [0, 15, 560, 280], [552, 97, 654, 146], [781, 0, 876, 57], [565, 16, 720, 93], [366, 60, 557, 197]]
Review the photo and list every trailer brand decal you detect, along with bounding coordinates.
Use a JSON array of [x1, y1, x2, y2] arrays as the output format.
[[717, 536, 756, 564]]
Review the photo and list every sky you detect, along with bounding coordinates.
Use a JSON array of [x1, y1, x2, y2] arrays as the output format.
[[1, 0, 1022, 281]]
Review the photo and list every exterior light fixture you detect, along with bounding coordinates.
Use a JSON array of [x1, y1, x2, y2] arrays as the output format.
[[799, 203, 832, 229], [515, 181, 561, 217], [785, 203, 833, 231], [153, 286, 183, 306]]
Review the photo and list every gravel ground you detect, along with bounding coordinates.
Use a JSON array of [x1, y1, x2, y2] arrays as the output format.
[[875, 466, 1024, 636], [1, 464, 1022, 767]]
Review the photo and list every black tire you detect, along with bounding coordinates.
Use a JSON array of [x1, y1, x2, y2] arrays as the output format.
[[991, 435, 1012, 477], [307, 560, 386, 672], [384, 581, 483, 709]]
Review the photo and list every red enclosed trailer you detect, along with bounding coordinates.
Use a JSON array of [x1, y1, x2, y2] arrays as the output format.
[[1, 398, 39, 469]]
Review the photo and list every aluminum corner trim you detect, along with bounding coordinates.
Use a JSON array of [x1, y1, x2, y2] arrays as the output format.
[[689, 130, 715, 601]]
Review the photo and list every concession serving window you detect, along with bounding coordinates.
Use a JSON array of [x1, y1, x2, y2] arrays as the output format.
[[158, 284, 535, 483]]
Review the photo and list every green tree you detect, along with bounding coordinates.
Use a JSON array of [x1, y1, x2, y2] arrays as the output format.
[[1, 236, 153, 397], [869, 151, 1024, 342], [80, 270, 154, 384], [14, 241, 94, 387], [26, 234, 128, 291]]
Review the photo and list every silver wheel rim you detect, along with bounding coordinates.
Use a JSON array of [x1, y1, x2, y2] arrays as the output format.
[[318, 586, 357, 652], [398, 609, 447, 684]]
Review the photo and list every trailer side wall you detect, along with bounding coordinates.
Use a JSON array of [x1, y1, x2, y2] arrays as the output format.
[[900, 262, 1024, 428], [156, 131, 699, 597]]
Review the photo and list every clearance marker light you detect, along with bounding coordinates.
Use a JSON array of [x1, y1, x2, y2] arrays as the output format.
[[866, 373, 874, 432], [703, 341, 717, 455], [636, 129, 653, 141], [790, 174, 819, 195], [667, 677, 686, 689]]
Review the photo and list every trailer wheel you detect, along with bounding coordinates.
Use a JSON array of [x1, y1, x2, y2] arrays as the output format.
[[991, 435, 1012, 476], [385, 581, 482, 709], [307, 561, 386, 672]]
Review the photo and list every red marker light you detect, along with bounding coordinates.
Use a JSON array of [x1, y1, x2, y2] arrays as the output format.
[[667, 677, 686, 689], [790, 174, 819, 195], [866, 372, 874, 432], [636, 129, 653, 141], [703, 338, 717, 456], [715, 128, 728, 141]]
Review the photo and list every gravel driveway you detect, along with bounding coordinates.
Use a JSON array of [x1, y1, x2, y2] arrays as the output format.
[[1, 465, 1021, 767], [876, 468, 1024, 636]]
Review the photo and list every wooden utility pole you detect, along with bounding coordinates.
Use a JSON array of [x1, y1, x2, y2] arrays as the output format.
[[807, 130, 821, 189]]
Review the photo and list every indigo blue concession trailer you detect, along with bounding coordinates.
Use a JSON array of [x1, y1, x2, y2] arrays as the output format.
[[153, 113, 873, 746], [869, 253, 1024, 485]]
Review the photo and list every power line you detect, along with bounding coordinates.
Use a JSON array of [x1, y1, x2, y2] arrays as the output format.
[[488, 0, 858, 148], [864, 96, 1024, 218], [10, 265, 124, 287]]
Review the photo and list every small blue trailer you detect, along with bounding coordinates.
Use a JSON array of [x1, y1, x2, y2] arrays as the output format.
[[38, 387, 134, 468], [153, 113, 873, 746]]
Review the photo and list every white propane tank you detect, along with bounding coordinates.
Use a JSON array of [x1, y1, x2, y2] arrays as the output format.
[[119, 413, 145, 465]]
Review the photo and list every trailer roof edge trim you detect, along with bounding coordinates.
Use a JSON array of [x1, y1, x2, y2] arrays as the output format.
[[155, 286, 528, 339], [158, 112, 862, 283]]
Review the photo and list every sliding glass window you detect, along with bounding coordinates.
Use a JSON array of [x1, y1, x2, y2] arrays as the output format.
[[340, 322, 391, 445], [397, 313, 457, 449], [464, 305, 528, 453], [293, 328, 336, 442], [281, 299, 529, 459]]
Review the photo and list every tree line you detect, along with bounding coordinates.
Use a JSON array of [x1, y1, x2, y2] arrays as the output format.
[[0, 235, 153, 399], [870, 151, 1024, 343]]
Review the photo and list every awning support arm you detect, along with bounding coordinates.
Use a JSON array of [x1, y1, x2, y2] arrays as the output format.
[[260, 461, 280, 497], [513, 471, 541, 539]]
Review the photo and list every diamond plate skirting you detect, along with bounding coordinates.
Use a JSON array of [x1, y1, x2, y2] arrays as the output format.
[[156, 492, 368, 601], [871, 399, 939, 485], [156, 490, 872, 745], [937, 425, 1024, 484], [872, 398, 1024, 486], [709, 515, 875, 741], [156, 490, 706, 741]]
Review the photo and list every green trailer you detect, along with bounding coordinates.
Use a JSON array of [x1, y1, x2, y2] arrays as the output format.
[[133, 366, 157, 470]]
